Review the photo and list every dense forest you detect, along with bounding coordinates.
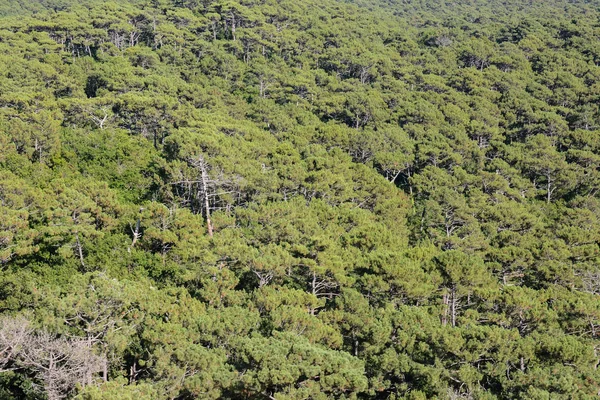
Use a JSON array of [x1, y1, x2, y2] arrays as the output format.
[[1, 0, 600, 398]]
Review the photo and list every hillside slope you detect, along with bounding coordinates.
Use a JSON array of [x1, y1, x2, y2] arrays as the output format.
[[1, 0, 600, 399]]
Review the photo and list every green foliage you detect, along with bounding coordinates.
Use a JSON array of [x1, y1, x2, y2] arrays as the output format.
[[1, 0, 600, 398]]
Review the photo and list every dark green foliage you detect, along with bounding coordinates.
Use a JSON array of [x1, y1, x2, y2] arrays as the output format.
[[1, 0, 600, 399]]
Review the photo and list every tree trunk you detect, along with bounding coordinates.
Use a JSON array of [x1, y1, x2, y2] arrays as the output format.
[[197, 157, 214, 238], [310, 271, 317, 315], [75, 231, 85, 268], [451, 285, 457, 327], [442, 293, 449, 326], [231, 13, 236, 41], [546, 174, 553, 204]]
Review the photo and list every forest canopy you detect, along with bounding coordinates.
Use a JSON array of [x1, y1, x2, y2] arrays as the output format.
[[1, 0, 600, 399]]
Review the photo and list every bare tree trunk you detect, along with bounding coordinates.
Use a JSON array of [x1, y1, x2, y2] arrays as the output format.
[[199, 160, 214, 238], [442, 293, 449, 326], [75, 232, 85, 268], [34, 138, 42, 163], [129, 362, 136, 384], [451, 285, 457, 327], [188, 156, 214, 238], [520, 357, 525, 372], [128, 218, 141, 253], [231, 13, 236, 41], [309, 271, 318, 315], [101, 351, 108, 383]]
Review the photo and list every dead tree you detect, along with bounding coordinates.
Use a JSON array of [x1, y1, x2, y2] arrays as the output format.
[[0, 316, 105, 400], [169, 155, 243, 237], [74, 232, 85, 268], [128, 208, 144, 253], [88, 106, 111, 130], [0, 316, 32, 372], [19, 333, 104, 400], [253, 270, 274, 287], [187, 155, 214, 238]]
